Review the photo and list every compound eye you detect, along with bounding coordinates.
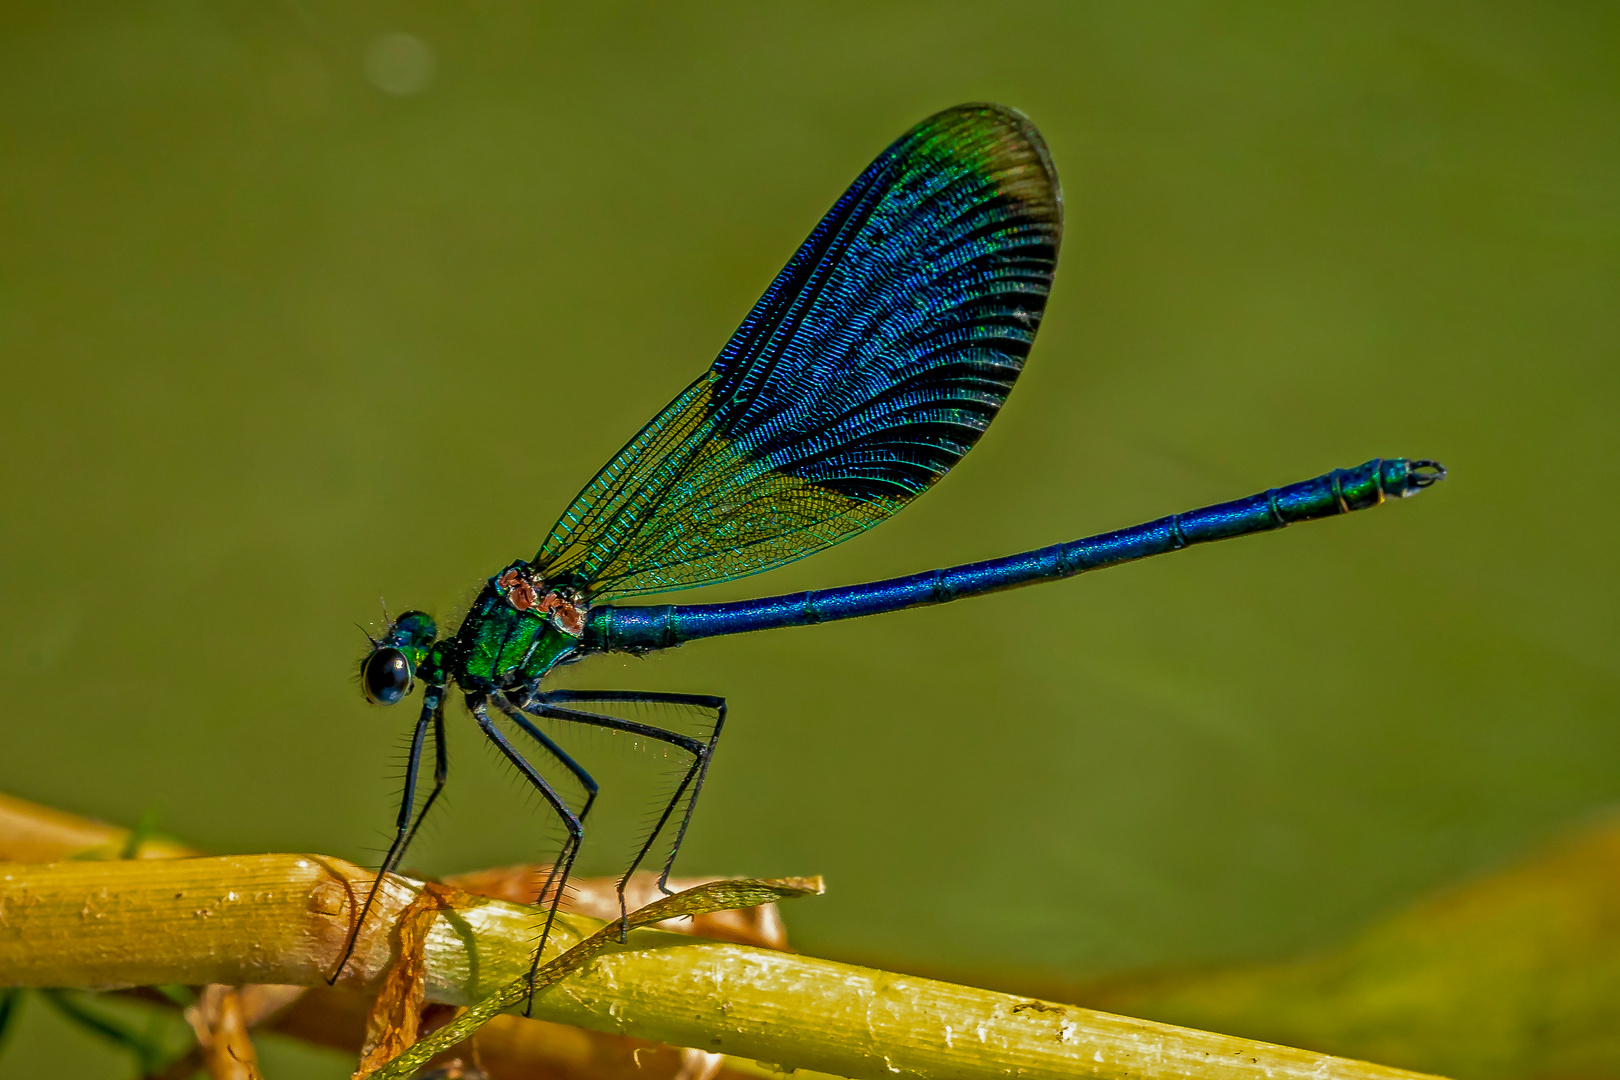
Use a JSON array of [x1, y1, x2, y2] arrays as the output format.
[[362, 648, 413, 706]]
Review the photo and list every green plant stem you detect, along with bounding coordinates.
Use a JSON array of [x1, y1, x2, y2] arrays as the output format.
[[0, 856, 1446, 1080]]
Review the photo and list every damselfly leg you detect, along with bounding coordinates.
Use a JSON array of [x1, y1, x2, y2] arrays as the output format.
[[469, 695, 586, 1015], [489, 691, 600, 928], [329, 686, 447, 983], [520, 690, 726, 935]]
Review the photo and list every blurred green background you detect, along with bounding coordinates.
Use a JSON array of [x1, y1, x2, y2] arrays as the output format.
[[2, 2, 1617, 1075]]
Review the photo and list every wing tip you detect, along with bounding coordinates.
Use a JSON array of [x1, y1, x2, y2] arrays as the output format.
[[928, 101, 1064, 232]]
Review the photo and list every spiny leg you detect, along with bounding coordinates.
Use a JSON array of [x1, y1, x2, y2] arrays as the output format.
[[329, 685, 446, 983], [522, 689, 725, 933], [532, 690, 725, 890], [490, 691, 600, 912], [401, 700, 449, 854], [469, 695, 584, 1014]]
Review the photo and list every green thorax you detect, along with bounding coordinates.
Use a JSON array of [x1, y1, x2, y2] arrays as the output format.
[[451, 562, 584, 690]]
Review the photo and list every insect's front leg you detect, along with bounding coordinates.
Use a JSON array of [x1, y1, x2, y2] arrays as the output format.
[[328, 684, 446, 983]]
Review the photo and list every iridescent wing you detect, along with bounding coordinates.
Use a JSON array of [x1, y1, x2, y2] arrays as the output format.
[[536, 103, 1063, 600]]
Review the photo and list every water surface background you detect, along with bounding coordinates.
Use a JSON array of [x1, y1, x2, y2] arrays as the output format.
[[3, 3, 1617, 1075]]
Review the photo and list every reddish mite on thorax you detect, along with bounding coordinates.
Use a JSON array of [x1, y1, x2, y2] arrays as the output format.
[[497, 568, 587, 638]]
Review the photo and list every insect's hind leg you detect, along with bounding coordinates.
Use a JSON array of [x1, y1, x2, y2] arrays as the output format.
[[469, 694, 584, 1013], [522, 689, 726, 934], [329, 686, 447, 983], [490, 690, 600, 912]]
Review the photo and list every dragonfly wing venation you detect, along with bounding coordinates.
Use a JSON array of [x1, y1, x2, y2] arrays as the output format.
[[537, 103, 1063, 599]]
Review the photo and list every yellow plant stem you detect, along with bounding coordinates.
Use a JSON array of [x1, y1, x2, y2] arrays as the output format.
[[0, 855, 1444, 1080], [0, 791, 789, 1080]]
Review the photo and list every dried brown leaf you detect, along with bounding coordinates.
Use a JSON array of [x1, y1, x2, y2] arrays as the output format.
[[354, 881, 477, 1079], [183, 985, 261, 1080]]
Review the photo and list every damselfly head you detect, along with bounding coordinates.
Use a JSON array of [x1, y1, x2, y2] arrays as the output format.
[[360, 647, 413, 706], [358, 609, 438, 707]]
